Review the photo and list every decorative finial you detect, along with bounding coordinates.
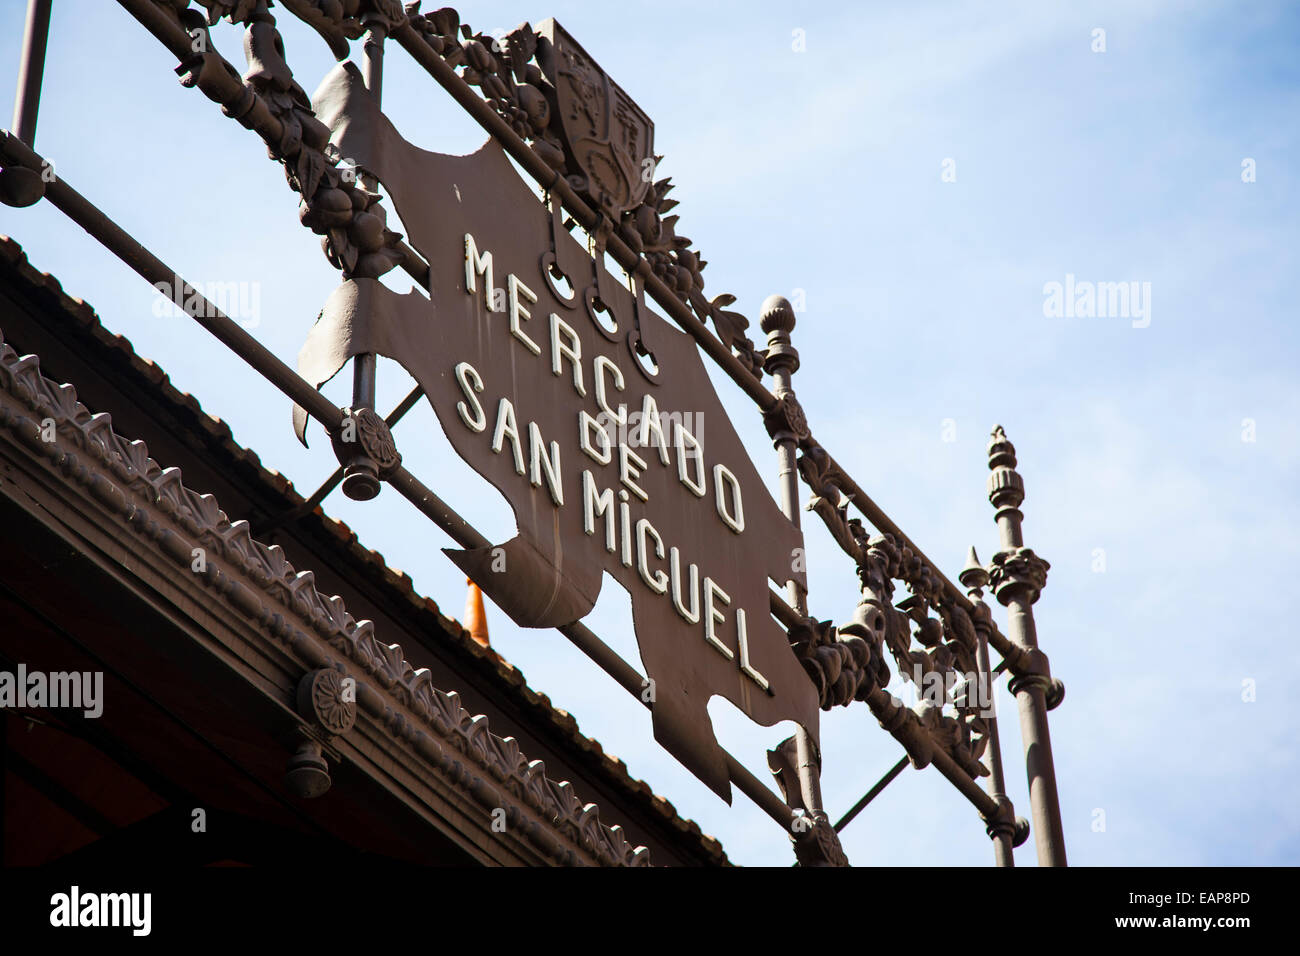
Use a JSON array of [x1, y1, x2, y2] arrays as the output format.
[[761, 294, 800, 378], [759, 294, 796, 336], [959, 545, 988, 593], [987, 425, 1017, 470]]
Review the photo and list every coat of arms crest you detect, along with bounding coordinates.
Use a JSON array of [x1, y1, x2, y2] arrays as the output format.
[[536, 19, 654, 218]]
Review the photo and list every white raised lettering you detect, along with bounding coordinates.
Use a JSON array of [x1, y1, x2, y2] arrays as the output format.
[[594, 354, 626, 425], [491, 398, 525, 475], [636, 518, 668, 594], [508, 273, 541, 354], [464, 234, 494, 311], [454, 361, 486, 432], [669, 547, 700, 624], [713, 463, 744, 533], [528, 421, 563, 506], [549, 313, 585, 395], [674, 421, 706, 497], [619, 442, 648, 502], [579, 410, 612, 465], [703, 577, 734, 660], [583, 471, 616, 552], [638, 393, 671, 465]]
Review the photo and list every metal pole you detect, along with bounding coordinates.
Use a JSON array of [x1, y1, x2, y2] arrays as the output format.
[[352, 11, 386, 410], [11, 0, 52, 146], [961, 546, 1016, 866], [985, 426, 1067, 865], [340, 15, 387, 500], [759, 295, 830, 834]]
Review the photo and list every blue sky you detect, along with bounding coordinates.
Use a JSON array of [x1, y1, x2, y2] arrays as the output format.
[[2, 0, 1297, 866]]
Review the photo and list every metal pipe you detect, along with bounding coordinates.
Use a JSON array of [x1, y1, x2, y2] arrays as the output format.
[[0, 132, 343, 431], [834, 756, 907, 833], [865, 687, 1002, 821], [350, 16, 386, 414], [11, 0, 52, 146], [759, 295, 826, 830], [976, 627, 1015, 866], [986, 428, 1067, 866]]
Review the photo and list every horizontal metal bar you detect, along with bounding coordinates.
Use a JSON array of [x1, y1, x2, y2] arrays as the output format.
[[834, 756, 908, 833], [929, 742, 1000, 820], [769, 588, 802, 629], [726, 753, 795, 828]]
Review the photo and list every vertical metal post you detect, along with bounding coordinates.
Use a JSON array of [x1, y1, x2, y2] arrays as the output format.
[[985, 426, 1067, 866], [11, 0, 52, 146], [340, 14, 386, 500], [960, 546, 1016, 866], [760, 295, 825, 822]]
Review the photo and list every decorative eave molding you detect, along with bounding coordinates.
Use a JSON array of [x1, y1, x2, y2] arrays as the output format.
[[0, 323, 651, 866]]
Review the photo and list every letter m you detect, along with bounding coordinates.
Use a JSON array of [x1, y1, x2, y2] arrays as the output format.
[[1096, 281, 1128, 317], [102, 893, 130, 926], [50, 672, 80, 710], [465, 234, 494, 312]]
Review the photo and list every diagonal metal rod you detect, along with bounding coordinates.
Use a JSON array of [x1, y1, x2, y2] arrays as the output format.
[[834, 756, 908, 833], [0, 131, 344, 431]]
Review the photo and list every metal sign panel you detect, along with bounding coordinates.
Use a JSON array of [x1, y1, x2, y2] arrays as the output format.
[[295, 62, 818, 801]]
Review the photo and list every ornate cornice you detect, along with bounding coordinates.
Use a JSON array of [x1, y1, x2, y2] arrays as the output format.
[[0, 323, 650, 866]]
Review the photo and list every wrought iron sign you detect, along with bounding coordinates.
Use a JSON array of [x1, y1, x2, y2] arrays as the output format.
[[294, 59, 818, 800], [0, 0, 1070, 867]]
